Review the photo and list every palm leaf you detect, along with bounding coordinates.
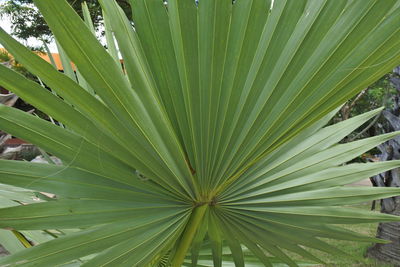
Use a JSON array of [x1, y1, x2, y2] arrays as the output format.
[[0, 0, 400, 266]]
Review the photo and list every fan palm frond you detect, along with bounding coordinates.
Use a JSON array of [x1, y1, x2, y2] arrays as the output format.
[[0, 0, 400, 266]]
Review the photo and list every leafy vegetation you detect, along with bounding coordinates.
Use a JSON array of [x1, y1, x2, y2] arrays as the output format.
[[0, 0, 399, 266], [334, 71, 400, 143], [0, 0, 132, 44], [0, 49, 33, 79], [291, 203, 394, 267]]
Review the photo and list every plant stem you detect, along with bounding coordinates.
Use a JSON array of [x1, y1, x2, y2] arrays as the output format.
[[171, 204, 208, 267]]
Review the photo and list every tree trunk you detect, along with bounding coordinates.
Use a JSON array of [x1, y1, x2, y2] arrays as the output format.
[[367, 197, 400, 265], [367, 71, 400, 266]]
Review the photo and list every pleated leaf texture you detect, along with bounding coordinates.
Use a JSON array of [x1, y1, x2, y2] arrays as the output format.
[[0, 0, 400, 266]]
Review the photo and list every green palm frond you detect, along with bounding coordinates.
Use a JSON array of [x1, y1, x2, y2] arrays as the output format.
[[0, 0, 400, 266]]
